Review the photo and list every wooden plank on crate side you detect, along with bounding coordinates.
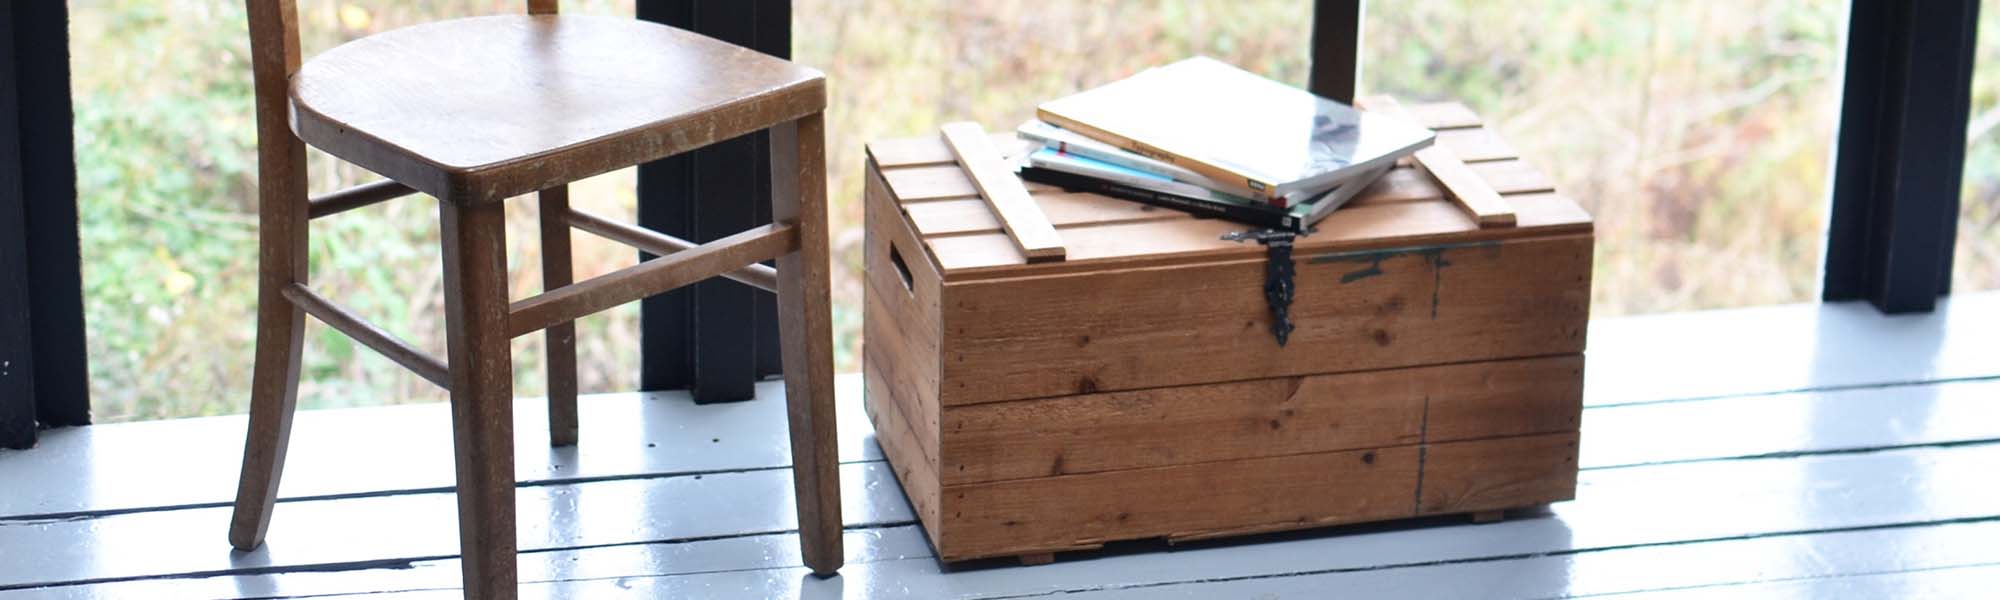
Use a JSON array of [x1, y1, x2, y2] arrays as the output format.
[[939, 355, 1582, 486], [935, 233, 1592, 405], [1358, 96, 1517, 228], [1419, 431, 1580, 516], [862, 364, 944, 550], [941, 372, 1423, 485], [1422, 355, 1583, 443], [939, 122, 1066, 262], [864, 169, 944, 468], [937, 446, 1420, 561]]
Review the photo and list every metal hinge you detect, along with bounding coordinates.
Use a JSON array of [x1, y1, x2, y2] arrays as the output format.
[[1223, 228, 1298, 346]]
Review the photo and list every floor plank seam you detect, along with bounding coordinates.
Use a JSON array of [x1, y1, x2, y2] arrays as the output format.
[[962, 515, 2000, 600], [0, 457, 892, 523], [1557, 561, 2000, 599], [1586, 373, 2000, 410], [1580, 437, 2000, 472], [0, 521, 926, 593]]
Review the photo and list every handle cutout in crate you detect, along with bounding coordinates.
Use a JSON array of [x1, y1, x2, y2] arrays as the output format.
[[939, 122, 1068, 262], [1355, 96, 1518, 228]]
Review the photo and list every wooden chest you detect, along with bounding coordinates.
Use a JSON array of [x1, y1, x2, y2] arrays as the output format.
[[861, 102, 1592, 563]]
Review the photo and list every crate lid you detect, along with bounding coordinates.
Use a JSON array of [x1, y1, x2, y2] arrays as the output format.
[[865, 102, 1593, 282]]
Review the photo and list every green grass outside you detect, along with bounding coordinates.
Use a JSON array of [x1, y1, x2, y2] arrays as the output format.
[[67, 0, 2000, 422]]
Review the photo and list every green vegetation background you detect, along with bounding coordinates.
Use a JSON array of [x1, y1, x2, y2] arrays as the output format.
[[69, 1, 2000, 422]]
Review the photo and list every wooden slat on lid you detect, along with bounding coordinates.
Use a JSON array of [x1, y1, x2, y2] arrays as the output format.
[[1359, 96, 1518, 228], [1436, 128, 1518, 163], [1345, 167, 1446, 208], [903, 191, 1188, 237], [869, 132, 1030, 170], [925, 192, 1590, 278], [1469, 159, 1556, 195], [1403, 102, 1483, 130], [939, 122, 1065, 262]]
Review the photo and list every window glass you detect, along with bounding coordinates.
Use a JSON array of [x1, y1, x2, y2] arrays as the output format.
[[1958, 1, 2000, 292], [1366, 1, 1846, 315]]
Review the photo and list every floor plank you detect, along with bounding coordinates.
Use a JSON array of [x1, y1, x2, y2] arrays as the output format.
[[0, 378, 880, 519], [1035, 521, 2000, 599], [0, 462, 911, 590], [1580, 377, 2000, 469], [1584, 292, 2000, 406], [1584, 563, 2000, 599], [18, 442, 1996, 598], [0, 527, 934, 600]]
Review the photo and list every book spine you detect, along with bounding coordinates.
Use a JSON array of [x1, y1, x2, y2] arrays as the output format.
[[1035, 107, 1288, 207], [1019, 167, 1301, 232]]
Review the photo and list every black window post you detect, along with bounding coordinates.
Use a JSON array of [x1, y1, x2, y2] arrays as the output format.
[[634, 0, 788, 403], [1, 1, 88, 449], [1822, 0, 1981, 313], [1308, 0, 1362, 104]]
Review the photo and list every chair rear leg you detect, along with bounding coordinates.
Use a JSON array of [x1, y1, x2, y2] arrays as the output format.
[[229, 123, 310, 552], [539, 185, 579, 447], [769, 112, 844, 575], [228, 265, 308, 550]]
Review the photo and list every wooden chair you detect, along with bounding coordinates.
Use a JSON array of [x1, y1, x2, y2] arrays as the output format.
[[227, 2, 842, 596]]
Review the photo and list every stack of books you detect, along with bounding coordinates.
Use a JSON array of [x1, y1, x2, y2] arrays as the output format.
[[1017, 57, 1436, 233]]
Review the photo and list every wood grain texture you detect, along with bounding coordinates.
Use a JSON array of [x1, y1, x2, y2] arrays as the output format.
[[1358, 96, 1516, 227], [939, 122, 1065, 262], [768, 113, 843, 575], [538, 185, 578, 447], [1422, 355, 1583, 443], [861, 162, 945, 482], [506, 222, 796, 338], [933, 234, 1592, 406], [437, 199, 519, 600], [280, 283, 448, 389], [290, 15, 825, 202], [938, 354, 1582, 486], [935, 446, 1420, 561], [229, 0, 309, 553], [1419, 431, 1580, 515], [862, 364, 944, 551]]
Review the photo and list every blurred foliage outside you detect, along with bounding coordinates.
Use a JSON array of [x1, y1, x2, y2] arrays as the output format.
[[70, 1, 2000, 422]]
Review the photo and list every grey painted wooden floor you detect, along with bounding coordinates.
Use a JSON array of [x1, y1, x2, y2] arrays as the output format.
[[2, 291, 1998, 598]]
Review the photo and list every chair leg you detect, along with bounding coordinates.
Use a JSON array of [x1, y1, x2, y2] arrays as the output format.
[[229, 136, 309, 552], [539, 186, 579, 447], [227, 235, 308, 551], [439, 199, 520, 599], [769, 112, 843, 575]]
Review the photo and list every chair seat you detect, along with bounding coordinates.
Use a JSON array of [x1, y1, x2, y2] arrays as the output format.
[[290, 15, 824, 202]]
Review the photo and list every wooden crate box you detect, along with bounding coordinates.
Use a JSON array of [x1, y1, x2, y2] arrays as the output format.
[[862, 102, 1591, 563]]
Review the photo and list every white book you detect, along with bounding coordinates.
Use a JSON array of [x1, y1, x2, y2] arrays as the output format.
[[1017, 120, 1330, 208]]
